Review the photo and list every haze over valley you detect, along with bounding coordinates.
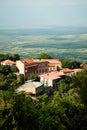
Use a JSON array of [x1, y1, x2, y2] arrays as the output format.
[[0, 26, 87, 62]]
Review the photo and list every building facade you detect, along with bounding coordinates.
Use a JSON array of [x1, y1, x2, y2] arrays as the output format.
[[41, 59, 62, 72], [16, 58, 48, 80], [39, 71, 65, 89]]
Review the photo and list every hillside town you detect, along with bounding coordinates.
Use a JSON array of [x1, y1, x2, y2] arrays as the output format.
[[1, 57, 82, 95], [0, 54, 87, 129]]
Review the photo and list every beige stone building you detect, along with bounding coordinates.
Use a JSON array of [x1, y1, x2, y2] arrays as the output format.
[[16, 58, 48, 80], [34, 59, 62, 72], [41, 59, 62, 72], [60, 68, 74, 76]]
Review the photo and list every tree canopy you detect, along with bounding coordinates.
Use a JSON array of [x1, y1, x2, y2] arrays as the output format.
[[0, 54, 20, 62], [37, 53, 52, 59], [0, 57, 87, 129], [62, 59, 81, 69]]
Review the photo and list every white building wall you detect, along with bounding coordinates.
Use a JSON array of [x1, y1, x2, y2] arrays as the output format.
[[40, 76, 53, 87], [16, 61, 25, 75], [47, 79, 53, 87]]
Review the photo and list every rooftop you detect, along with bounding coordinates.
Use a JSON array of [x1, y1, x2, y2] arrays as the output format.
[[16, 81, 42, 93], [39, 71, 65, 80], [41, 59, 62, 64], [61, 68, 74, 73], [21, 58, 34, 64], [1, 59, 16, 65], [33, 59, 48, 63], [73, 68, 82, 73]]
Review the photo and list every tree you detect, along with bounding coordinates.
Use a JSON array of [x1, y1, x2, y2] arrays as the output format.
[[12, 54, 20, 61], [62, 59, 81, 69], [0, 65, 12, 75], [0, 54, 9, 62], [10, 65, 17, 72], [0, 74, 8, 90], [28, 74, 38, 81], [37, 53, 52, 59], [18, 74, 24, 85], [72, 68, 87, 105]]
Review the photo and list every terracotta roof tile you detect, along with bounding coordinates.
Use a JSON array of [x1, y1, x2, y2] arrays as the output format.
[[61, 68, 74, 73], [39, 71, 65, 80], [41, 59, 62, 64], [73, 68, 82, 73], [1, 60, 16, 65], [21, 58, 34, 64]]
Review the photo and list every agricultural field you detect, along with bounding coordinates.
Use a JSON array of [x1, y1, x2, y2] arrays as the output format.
[[0, 27, 87, 62]]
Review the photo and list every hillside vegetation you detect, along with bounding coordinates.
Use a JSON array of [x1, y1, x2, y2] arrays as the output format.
[[0, 54, 87, 130]]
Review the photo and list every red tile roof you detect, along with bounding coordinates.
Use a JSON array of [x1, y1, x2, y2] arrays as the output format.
[[48, 63, 55, 67], [1, 60, 16, 65], [73, 68, 82, 73], [25, 64, 38, 69], [39, 71, 65, 80], [61, 68, 74, 73], [80, 64, 87, 68], [41, 59, 62, 64], [21, 58, 34, 64]]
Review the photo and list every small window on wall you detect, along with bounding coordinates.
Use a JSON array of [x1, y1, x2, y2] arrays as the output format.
[[39, 70, 41, 73], [46, 69, 48, 72], [53, 67, 55, 70], [50, 67, 52, 70], [42, 69, 44, 73], [45, 64, 47, 67]]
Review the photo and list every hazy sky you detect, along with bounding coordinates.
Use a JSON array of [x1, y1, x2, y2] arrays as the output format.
[[0, 0, 87, 28]]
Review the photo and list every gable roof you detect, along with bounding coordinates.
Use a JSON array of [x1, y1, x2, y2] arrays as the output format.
[[1, 59, 16, 65], [39, 71, 65, 80], [41, 59, 62, 64], [73, 68, 82, 73], [16, 81, 42, 93], [21, 58, 34, 64], [61, 68, 74, 73], [80, 63, 87, 68]]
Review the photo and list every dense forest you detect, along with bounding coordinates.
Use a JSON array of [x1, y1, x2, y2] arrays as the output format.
[[0, 54, 87, 130]]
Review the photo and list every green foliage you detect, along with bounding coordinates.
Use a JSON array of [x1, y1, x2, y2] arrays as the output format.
[[0, 74, 8, 90], [10, 65, 17, 72], [72, 68, 87, 105], [0, 65, 12, 75], [12, 54, 20, 61], [62, 59, 81, 69], [18, 74, 24, 85], [37, 53, 52, 59], [0, 54, 9, 62], [0, 54, 20, 62], [28, 74, 38, 80], [0, 58, 87, 130]]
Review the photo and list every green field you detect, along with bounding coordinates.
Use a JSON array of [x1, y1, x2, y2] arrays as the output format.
[[0, 28, 87, 62]]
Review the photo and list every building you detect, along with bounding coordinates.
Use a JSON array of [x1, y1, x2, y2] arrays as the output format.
[[41, 59, 62, 72], [1, 59, 16, 66], [39, 71, 65, 89], [73, 68, 82, 75], [60, 68, 82, 76], [34, 59, 62, 72], [80, 63, 87, 69], [16, 81, 43, 95], [16, 58, 48, 80], [60, 68, 74, 76]]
